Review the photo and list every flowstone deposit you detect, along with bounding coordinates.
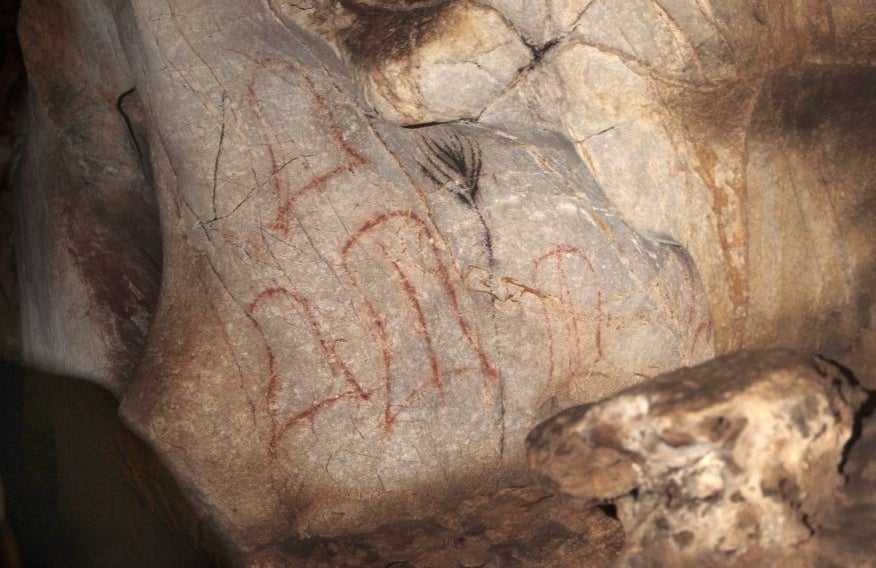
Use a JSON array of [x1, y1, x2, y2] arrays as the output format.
[[528, 350, 868, 566]]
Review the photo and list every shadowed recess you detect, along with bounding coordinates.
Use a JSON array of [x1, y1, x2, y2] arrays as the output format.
[[338, 0, 452, 68]]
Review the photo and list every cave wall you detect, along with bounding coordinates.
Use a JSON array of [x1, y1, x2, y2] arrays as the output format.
[[10, 0, 876, 561]]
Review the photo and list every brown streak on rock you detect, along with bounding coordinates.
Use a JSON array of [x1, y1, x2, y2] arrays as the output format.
[[694, 144, 749, 347]]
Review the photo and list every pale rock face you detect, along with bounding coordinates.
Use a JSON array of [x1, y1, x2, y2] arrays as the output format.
[[17, 0, 710, 553], [352, 1, 532, 124], [483, 0, 876, 352], [481, 0, 599, 47], [527, 350, 867, 566], [11, 0, 876, 561]]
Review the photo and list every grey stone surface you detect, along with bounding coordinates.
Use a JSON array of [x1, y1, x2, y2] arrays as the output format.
[[12, 0, 876, 562], [528, 350, 867, 567], [481, 0, 876, 353], [108, 0, 708, 550]]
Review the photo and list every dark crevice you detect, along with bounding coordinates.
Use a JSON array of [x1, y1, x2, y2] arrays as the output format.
[[526, 37, 559, 64], [816, 355, 876, 475], [598, 503, 619, 520], [840, 388, 876, 475], [116, 87, 144, 168], [211, 119, 226, 219], [400, 119, 474, 129]]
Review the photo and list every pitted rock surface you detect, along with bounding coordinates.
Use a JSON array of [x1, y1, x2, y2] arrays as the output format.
[[527, 350, 867, 567]]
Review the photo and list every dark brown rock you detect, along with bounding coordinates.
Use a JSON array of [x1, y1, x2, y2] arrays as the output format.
[[243, 485, 623, 568]]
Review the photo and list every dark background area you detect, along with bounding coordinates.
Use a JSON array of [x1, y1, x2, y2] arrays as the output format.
[[0, 0, 23, 362], [0, 362, 209, 567]]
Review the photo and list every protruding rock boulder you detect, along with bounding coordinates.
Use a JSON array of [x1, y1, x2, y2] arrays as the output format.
[[527, 350, 868, 566], [343, 0, 532, 124]]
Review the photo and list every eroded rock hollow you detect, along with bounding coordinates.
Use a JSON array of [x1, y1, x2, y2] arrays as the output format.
[[12, 0, 876, 563]]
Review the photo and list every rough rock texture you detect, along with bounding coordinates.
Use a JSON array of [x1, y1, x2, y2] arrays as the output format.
[[349, 1, 532, 124], [244, 486, 623, 568], [18, 0, 708, 555], [11, 0, 876, 563], [480, 0, 876, 353], [480, 0, 592, 46], [274, 0, 533, 126], [527, 350, 868, 567]]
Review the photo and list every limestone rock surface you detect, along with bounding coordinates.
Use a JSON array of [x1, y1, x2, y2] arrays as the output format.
[[480, 0, 590, 46], [14, 0, 161, 396], [12, 0, 711, 555], [347, 0, 532, 124], [481, 0, 876, 353], [527, 350, 867, 567], [12, 0, 876, 562]]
